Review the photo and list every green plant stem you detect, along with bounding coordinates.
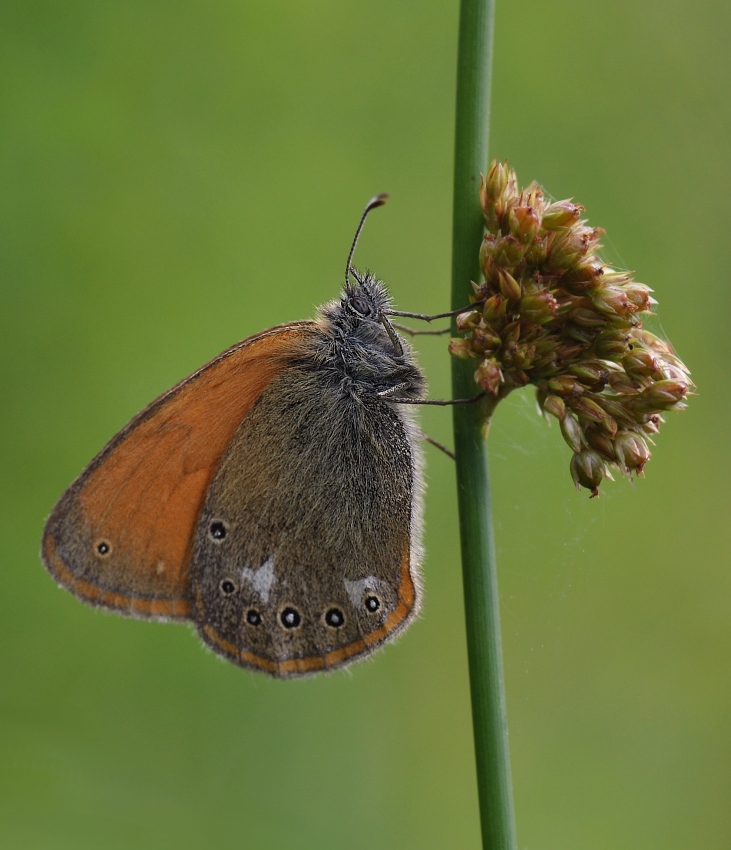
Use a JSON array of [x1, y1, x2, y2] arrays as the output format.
[[450, 2, 517, 849]]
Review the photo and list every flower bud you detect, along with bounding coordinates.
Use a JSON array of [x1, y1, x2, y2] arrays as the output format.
[[480, 161, 509, 214], [591, 286, 630, 317], [509, 205, 540, 244], [569, 395, 610, 425], [560, 413, 584, 453], [543, 394, 566, 419], [637, 379, 688, 409], [585, 428, 616, 460], [523, 236, 549, 266], [550, 228, 588, 268], [448, 338, 474, 359], [471, 326, 502, 353], [564, 323, 598, 345], [594, 328, 630, 359], [614, 431, 650, 473], [455, 310, 483, 332], [482, 294, 507, 323], [560, 263, 604, 295], [570, 449, 604, 496], [542, 200, 583, 230], [607, 371, 641, 394], [496, 267, 523, 302], [493, 235, 526, 268], [623, 347, 660, 379], [475, 358, 503, 396], [568, 361, 609, 388], [548, 375, 584, 397], [567, 307, 608, 329], [623, 282, 653, 312], [595, 397, 637, 429], [520, 291, 558, 324]]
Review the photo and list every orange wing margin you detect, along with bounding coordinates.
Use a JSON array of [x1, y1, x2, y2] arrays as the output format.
[[41, 322, 318, 620]]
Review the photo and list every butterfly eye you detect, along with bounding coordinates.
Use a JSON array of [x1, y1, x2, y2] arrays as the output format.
[[350, 295, 372, 317], [95, 540, 112, 557], [219, 579, 237, 595]]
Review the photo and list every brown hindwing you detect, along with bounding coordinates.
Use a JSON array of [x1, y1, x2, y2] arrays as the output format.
[[190, 363, 422, 677], [41, 322, 318, 620]]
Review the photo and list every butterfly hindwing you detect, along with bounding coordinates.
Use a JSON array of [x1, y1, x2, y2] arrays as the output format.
[[191, 361, 422, 677]]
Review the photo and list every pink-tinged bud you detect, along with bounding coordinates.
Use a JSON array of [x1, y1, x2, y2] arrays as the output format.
[[455, 310, 482, 332], [637, 379, 688, 409], [520, 291, 558, 324], [480, 234, 496, 277], [594, 328, 630, 359], [591, 286, 630, 317], [570, 449, 604, 496], [568, 361, 609, 388], [542, 200, 583, 230], [481, 160, 509, 213], [560, 413, 584, 453], [569, 395, 609, 425], [493, 235, 527, 268], [482, 294, 507, 323], [623, 282, 653, 312], [585, 428, 616, 460], [471, 326, 502, 353], [631, 329, 672, 356], [509, 205, 540, 244], [543, 394, 566, 419], [548, 375, 584, 397], [560, 263, 604, 295], [607, 370, 641, 394], [475, 358, 503, 396], [567, 307, 608, 328], [550, 228, 588, 268], [623, 347, 660, 379], [614, 431, 650, 473], [448, 338, 474, 359], [496, 267, 523, 302], [523, 236, 549, 265], [642, 414, 663, 435], [599, 415, 618, 438], [595, 397, 637, 429]]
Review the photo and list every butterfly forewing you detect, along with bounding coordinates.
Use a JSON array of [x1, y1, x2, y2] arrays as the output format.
[[41, 324, 316, 619]]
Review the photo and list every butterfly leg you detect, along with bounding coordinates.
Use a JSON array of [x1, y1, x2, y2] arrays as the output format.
[[419, 431, 455, 460], [385, 301, 485, 323], [391, 322, 451, 337]]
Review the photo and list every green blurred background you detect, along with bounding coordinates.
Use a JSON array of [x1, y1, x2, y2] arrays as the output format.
[[1, 1, 728, 848]]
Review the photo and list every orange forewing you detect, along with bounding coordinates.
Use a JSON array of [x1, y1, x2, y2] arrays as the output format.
[[42, 323, 316, 619]]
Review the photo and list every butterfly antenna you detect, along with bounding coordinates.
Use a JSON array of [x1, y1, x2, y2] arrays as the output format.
[[345, 193, 389, 287]]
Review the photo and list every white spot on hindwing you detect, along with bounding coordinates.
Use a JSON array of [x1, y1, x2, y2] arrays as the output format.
[[344, 576, 388, 607], [241, 555, 276, 604]]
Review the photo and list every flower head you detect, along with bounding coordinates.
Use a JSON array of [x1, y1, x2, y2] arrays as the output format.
[[451, 159, 692, 496]]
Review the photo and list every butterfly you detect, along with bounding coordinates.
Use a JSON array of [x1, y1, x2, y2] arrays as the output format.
[[41, 195, 441, 678]]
